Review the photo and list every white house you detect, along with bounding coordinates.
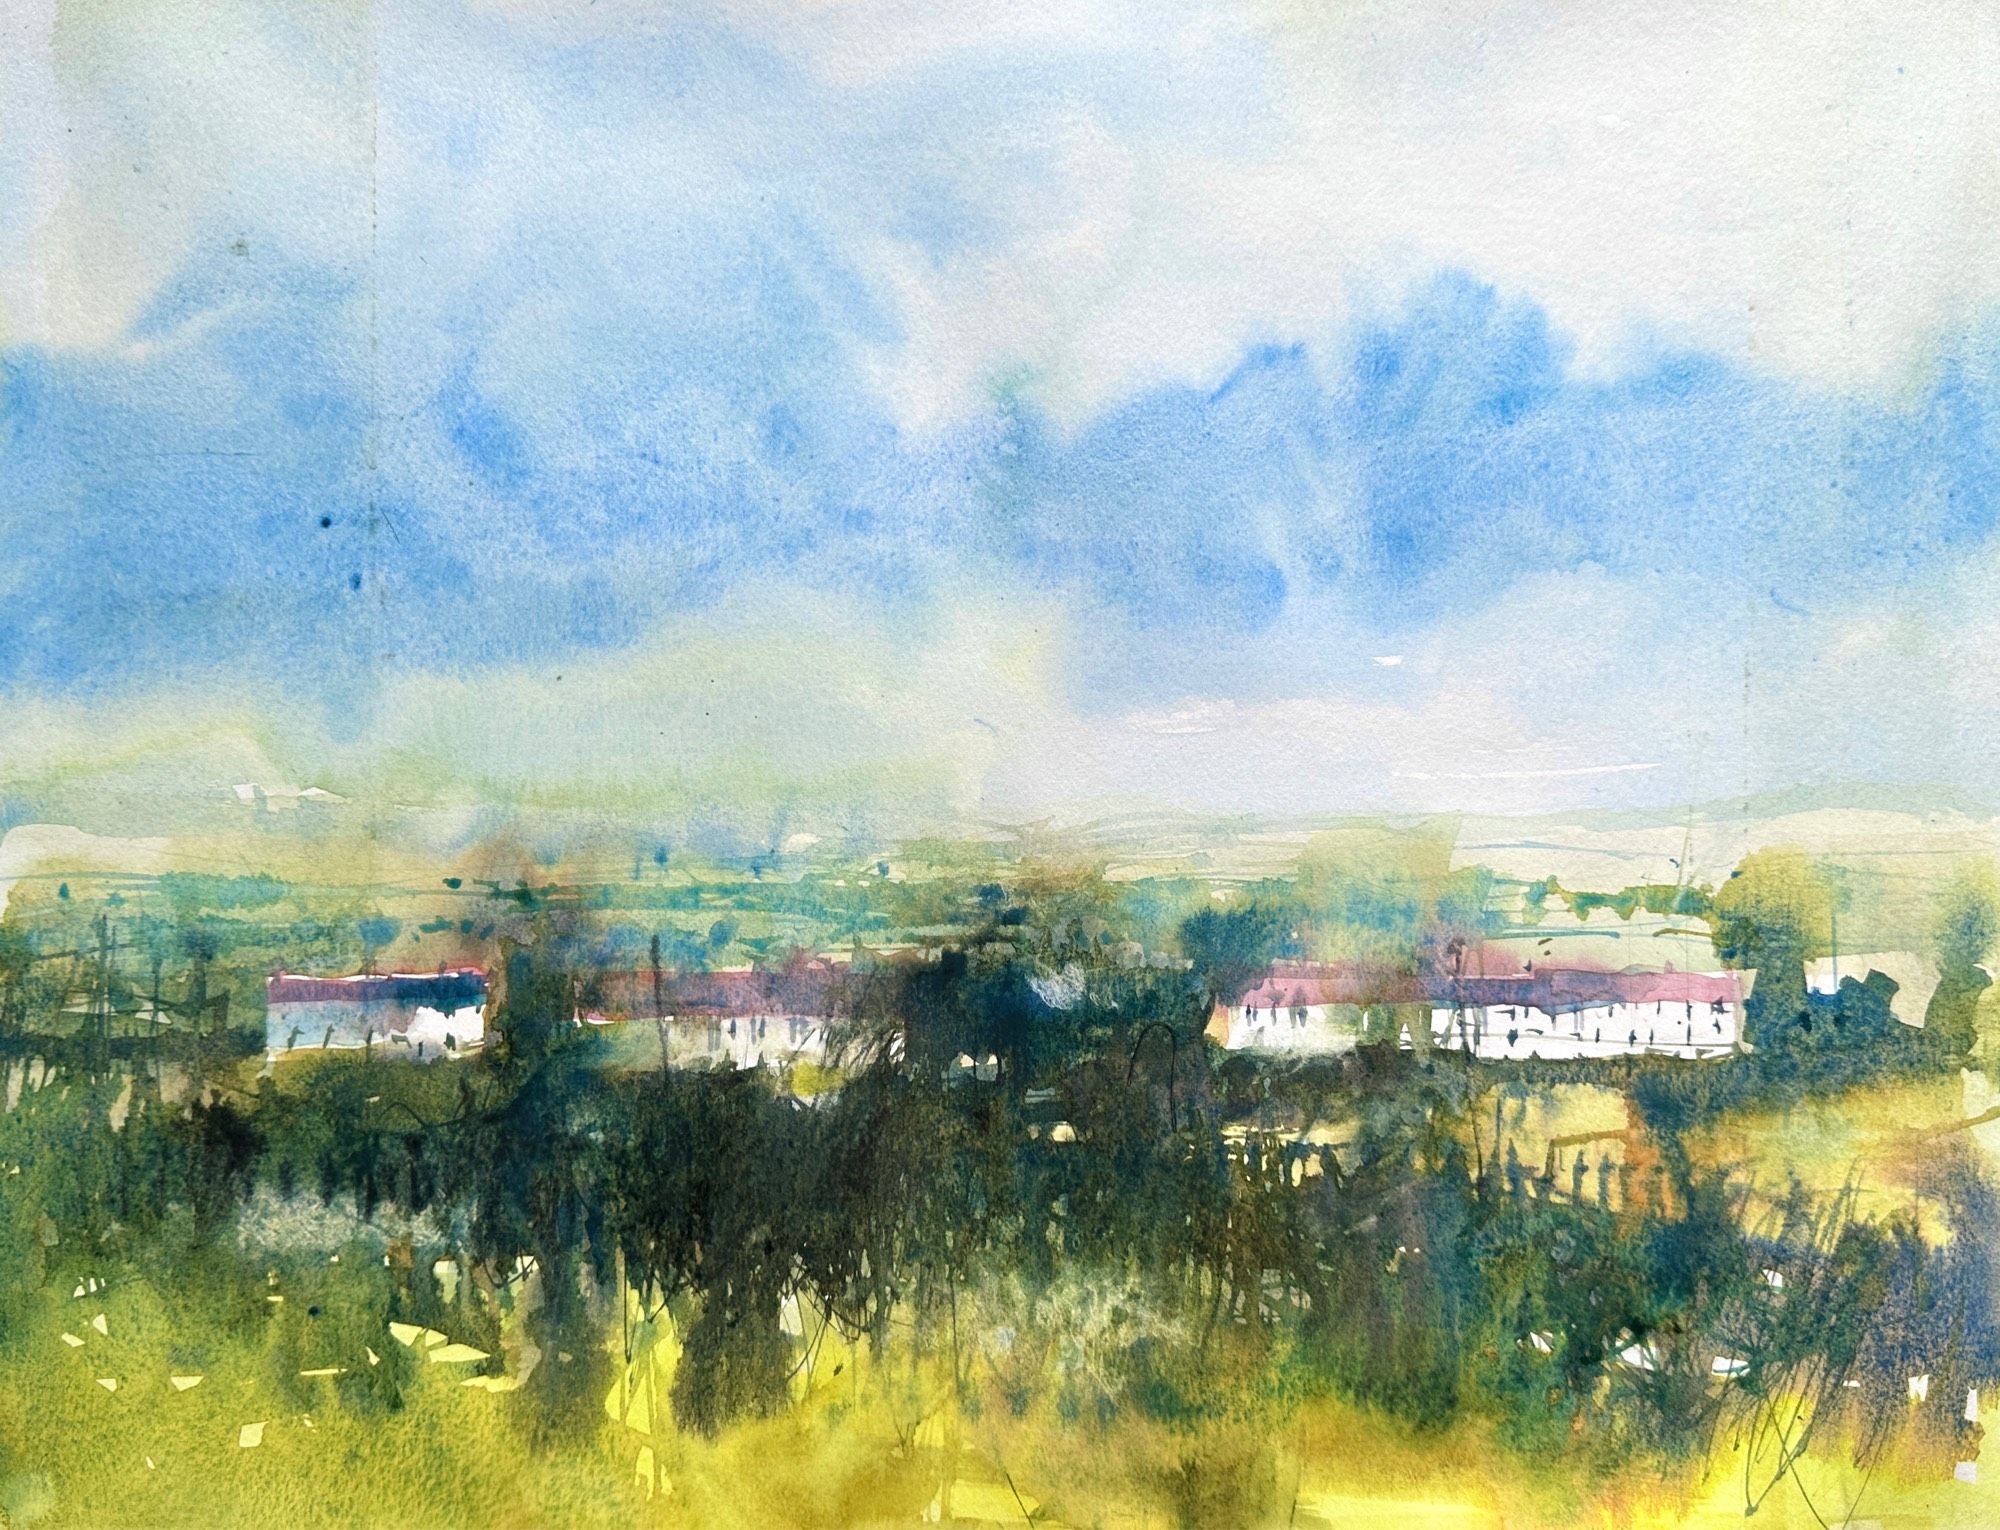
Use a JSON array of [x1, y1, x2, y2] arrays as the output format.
[[265, 969, 487, 1060], [1208, 961, 1745, 1061], [1206, 963, 1422, 1054], [1805, 951, 1938, 1027], [1428, 968, 1743, 1061], [581, 962, 846, 1070]]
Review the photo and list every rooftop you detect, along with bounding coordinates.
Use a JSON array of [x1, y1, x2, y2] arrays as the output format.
[[267, 970, 489, 1008]]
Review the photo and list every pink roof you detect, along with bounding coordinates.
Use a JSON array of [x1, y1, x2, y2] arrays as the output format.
[[584, 961, 848, 1021], [1230, 961, 1740, 1012], [1439, 968, 1741, 1010], [267, 969, 487, 1007], [1233, 962, 1426, 1009]]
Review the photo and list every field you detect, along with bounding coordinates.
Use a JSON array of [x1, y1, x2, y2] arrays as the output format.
[[1, 816, 1998, 1527]]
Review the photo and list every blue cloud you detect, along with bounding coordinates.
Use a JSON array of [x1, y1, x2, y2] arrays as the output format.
[[971, 273, 2000, 642], [0, 256, 370, 696], [5, 241, 1998, 735]]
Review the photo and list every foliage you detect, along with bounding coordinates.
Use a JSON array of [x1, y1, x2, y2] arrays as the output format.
[[1710, 849, 1835, 1053], [0, 851, 1993, 1523]]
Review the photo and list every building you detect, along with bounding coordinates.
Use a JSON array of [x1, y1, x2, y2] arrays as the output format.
[[1208, 961, 1745, 1061], [1804, 951, 1939, 1027], [581, 961, 847, 1070], [265, 969, 488, 1060], [1429, 967, 1743, 1060], [1206, 962, 1425, 1053]]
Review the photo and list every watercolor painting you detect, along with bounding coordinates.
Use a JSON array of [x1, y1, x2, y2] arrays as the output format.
[[4, 1, 2000, 1525]]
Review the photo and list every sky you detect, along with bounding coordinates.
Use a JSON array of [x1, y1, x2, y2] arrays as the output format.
[[2, 0, 1999, 835]]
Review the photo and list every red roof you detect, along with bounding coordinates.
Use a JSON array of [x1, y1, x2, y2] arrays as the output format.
[[583, 961, 848, 1021], [1437, 968, 1741, 1010], [267, 970, 487, 1007], [1232, 962, 1427, 1009], [1231, 961, 1740, 1012]]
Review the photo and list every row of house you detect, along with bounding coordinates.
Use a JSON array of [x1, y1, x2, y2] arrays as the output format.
[[1427, 967, 1743, 1061], [264, 955, 1748, 1069], [578, 965, 844, 1069], [262, 961, 847, 1068], [1208, 961, 1746, 1061], [264, 970, 489, 1060]]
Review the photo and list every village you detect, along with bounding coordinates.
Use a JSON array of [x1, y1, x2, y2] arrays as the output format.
[[1, 848, 1989, 1528], [260, 950, 1762, 1070]]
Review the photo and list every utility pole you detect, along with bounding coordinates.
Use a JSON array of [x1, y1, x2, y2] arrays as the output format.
[[91, 914, 114, 1077], [650, 933, 669, 1078], [149, 945, 164, 1082], [186, 945, 208, 1098]]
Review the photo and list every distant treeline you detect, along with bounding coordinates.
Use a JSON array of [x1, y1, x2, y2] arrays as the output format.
[[5, 840, 1999, 1087]]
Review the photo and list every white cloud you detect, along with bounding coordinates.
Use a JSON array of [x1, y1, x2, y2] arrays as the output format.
[[0, 0, 372, 350], [4, 549, 2000, 825], [10, 0, 1995, 412], [757, 0, 2000, 421]]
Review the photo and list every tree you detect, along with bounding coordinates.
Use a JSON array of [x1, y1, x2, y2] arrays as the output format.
[[1924, 866, 1997, 1062], [490, 928, 581, 1071], [1708, 849, 1834, 1052], [357, 913, 402, 973], [1178, 899, 1301, 1005], [0, 925, 32, 1041]]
